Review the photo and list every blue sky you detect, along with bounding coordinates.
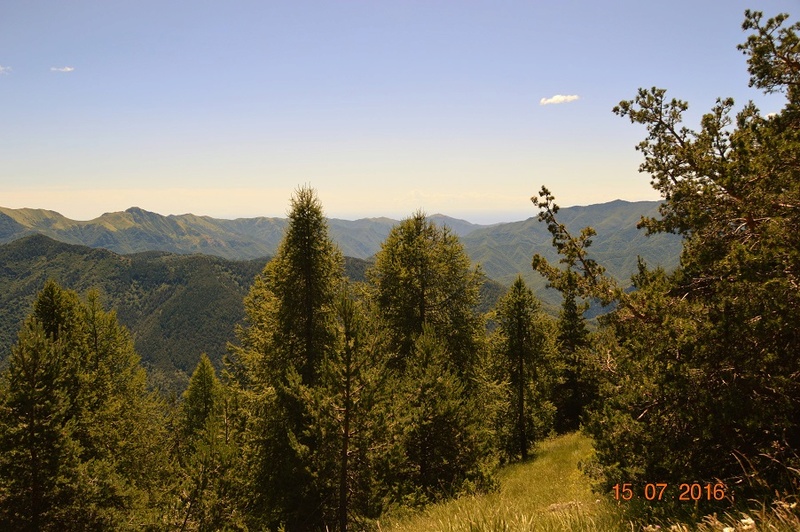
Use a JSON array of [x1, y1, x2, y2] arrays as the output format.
[[1, 1, 795, 223]]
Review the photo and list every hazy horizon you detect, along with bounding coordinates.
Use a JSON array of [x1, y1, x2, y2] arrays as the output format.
[[1, 196, 662, 226]]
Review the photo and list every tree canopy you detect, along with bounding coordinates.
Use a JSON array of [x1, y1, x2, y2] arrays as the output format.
[[369, 211, 484, 378], [531, 9, 800, 521], [0, 281, 169, 530]]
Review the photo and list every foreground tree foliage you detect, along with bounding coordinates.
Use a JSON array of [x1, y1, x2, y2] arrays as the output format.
[[552, 279, 593, 434], [490, 276, 556, 462], [369, 211, 484, 378], [217, 192, 507, 530], [0, 281, 170, 530], [172, 353, 239, 531], [386, 326, 498, 505], [532, 10, 800, 522], [303, 284, 391, 530], [369, 213, 498, 505], [528, 202, 596, 434], [228, 186, 345, 530]]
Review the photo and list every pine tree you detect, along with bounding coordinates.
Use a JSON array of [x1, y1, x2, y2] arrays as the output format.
[[0, 318, 75, 531], [393, 327, 496, 503], [530, 10, 800, 521], [369, 211, 483, 378], [175, 354, 239, 531], [182, 354, 220, 438], [230, 186, 344, 530], [0, 281, 170, 530], [553, 277, 592, 433], [491, 276, 556, 461], [305, 283, 390, 531], [268, 186, 343, 386], [367, 211, 496, 503]]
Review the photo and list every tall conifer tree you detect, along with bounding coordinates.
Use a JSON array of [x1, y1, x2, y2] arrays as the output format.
[[0, 319, 74, 531], [553, 276, 592, 433], [368, 211, 495, 503], [0, 281, 169, 530], [491, 276, 555, 461], [305, 283, 390, 531], [230, 186, 344, 530], [369, 211, 483, 378], [175, 354, 239, 531]]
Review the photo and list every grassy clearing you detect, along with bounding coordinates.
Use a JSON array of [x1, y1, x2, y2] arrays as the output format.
[[379, 432, 628, 532], [378, 431, 800, 532]]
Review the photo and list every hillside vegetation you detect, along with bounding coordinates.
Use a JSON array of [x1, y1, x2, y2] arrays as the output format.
[[0, 235, 377, 388], [0, 200, 679, 384], [462, 200, 682, 308], [0, 234, 501, 389], [1, 10, 796, 531]]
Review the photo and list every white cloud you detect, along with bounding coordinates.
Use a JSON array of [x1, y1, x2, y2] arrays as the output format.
[[0, 65, 11, 75], [539, 94, 580, 105], [51, 66, 75, 73]]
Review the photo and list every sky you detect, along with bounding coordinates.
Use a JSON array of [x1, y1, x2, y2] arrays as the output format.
[[1, 1, 796, 223]]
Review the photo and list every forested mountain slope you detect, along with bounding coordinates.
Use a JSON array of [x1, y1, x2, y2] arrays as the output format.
[[0, 234, 265, 384], [0, 234, 501, 390], [0, 201, 682, 326], [463, 200, 682, 307], [0, 235, 374, 389], [0, 201, 681, 380]]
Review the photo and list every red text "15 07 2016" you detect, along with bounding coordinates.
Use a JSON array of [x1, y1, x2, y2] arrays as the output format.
[[612, 483, 727, 502]]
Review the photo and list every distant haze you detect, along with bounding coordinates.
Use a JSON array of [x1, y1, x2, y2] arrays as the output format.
[[1, 186, 652, 225]]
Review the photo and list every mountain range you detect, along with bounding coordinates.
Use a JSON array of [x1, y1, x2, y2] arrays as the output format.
[[0, 206, 478, 261], [0, 200, 681, 288], [0, 200, 683, 390]]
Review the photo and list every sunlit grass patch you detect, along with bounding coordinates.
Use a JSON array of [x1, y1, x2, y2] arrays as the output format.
[[380, 432, 627, 532], [379, 432, 800, 532]]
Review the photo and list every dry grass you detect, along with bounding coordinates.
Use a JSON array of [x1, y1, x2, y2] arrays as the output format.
[[377, 432, 800, 532], [379, 432, 627, 532]]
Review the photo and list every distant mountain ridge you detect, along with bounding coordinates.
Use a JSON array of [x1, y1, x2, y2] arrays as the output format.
[[0, 200, 683, 308], [461, 199, 682, 308], [0, 206, 485, 261]]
